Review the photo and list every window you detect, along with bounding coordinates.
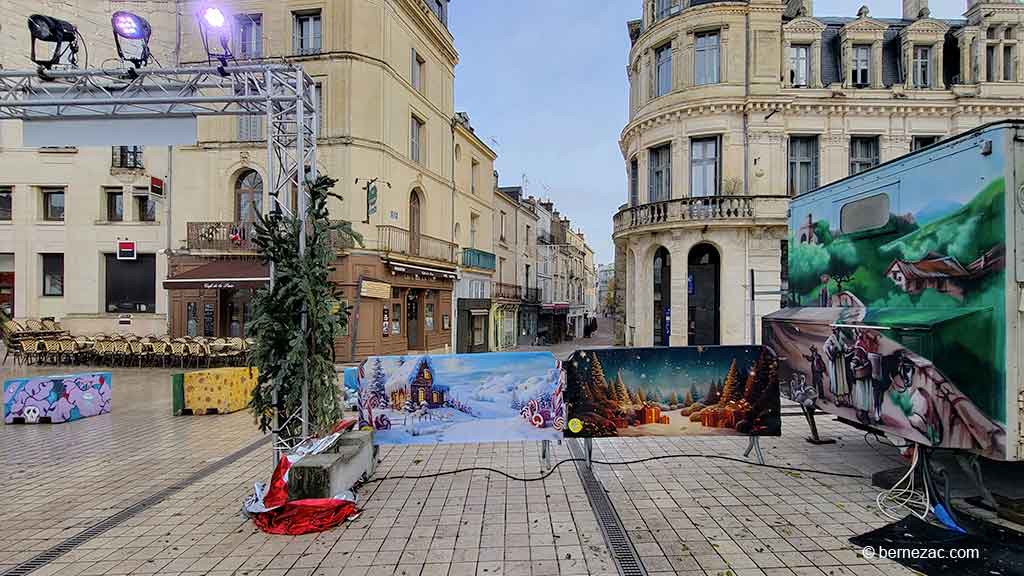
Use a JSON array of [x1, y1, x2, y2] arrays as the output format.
[[655, 43, 672, 96], [790, 44, 810, 86], [136, 192, 157, 222], [690, 137, 719, 197], [694, 31, 720, 85], [470, 213, 479, 248], [840, 192, 890, 234], [500, 211, 507, 241], [472, 315, 485, 346], [42, 254, 63, 296], [111, 146, 143, 169], [105, 254, 155, 313], [655, 0, 673, 20], [852, 45, 871, 87], [410, 115, 424, 164], [1004, 45, 1015, 81], [42, 187, 65, 221], [105, 187, 123, 222], [525, 226, 531, 250], [788, 136, 819, 196], [629, 157, 639, 206], [912, 135, 939, 151], [913, 46, 931, 88], [239, 115, 263, 141], [412, 48, 426, 93], [235, 170, 263, 222], [236, 14, 262, 59], [648, 143, 671, 202], [987, 45, 996, 81], [293, 11, 321, 55], [850, 136, 880, 175], [0, 186, 11, 221], [425, 302, 435, 331], [391, 302, 401, 335], [314, 82, 325, 135], [471, 159, 479, 195]]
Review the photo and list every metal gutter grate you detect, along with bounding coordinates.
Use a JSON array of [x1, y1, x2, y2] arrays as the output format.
[[1, 435, 271, 576], [567, 438, 647, 576]]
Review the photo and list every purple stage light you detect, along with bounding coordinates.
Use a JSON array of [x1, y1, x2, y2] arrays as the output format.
[[202, 7, 226, 28]]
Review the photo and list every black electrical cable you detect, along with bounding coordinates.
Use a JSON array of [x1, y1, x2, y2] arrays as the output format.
[[359, 452, 869, 485]]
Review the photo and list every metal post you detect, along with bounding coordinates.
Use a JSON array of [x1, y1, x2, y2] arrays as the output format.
[[266, 68, 280, 464], [749, 269, 756, 345], [541, 440, 551, 470], [296, 69, 310, 440]]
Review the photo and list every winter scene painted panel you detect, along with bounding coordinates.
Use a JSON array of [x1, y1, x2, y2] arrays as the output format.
[[357, 352, 564, 445], [4, 372, 112, 424], [563, 347, 781, 438]]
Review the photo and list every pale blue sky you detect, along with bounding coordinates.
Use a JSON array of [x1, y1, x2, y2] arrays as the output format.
[[449, 1, 967, 264]]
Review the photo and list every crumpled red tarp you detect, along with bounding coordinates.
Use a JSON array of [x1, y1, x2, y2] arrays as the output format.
[[252, 498, 358, 535]]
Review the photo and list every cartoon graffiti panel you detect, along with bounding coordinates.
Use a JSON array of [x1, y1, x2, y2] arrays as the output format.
[[775, 126, 1009, 457], [182, 367, 258, 415], [357, 352, 564, 445], [4, 372, 112, 424], [563, 346, 781, 438]]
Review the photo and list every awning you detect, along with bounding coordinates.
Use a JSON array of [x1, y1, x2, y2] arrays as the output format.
[[386, 260, 458, 281], [164, 260, 269, 290]]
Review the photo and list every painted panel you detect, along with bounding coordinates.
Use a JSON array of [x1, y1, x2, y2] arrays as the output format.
[[770, 126, 1009, 457], [180, 367, 258, 415], [4, 372, 112, 424], [357, 352, 564, 445], [563, 347, 781, 438]]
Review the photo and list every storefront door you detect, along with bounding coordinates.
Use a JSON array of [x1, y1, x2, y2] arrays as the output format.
[[407, 290, 421, 350]]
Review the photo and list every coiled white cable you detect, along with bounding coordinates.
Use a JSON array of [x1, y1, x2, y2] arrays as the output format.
[[876, 444, 931, 521]]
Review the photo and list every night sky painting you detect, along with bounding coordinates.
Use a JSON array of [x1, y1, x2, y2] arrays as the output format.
[[563, 346, 781, 438]]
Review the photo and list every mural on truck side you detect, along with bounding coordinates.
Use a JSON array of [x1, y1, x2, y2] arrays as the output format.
[[766, 133, 1008, 457], [562, 347, 781, 438], [4, 372, 112, 424], [357, 352, 564, 445]]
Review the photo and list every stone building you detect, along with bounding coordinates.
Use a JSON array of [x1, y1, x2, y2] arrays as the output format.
[[614, 0, 1024, 348]]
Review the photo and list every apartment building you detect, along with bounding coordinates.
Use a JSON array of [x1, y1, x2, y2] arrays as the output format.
[[615, 0, 1024, 347], [490, 185, 538, 351]]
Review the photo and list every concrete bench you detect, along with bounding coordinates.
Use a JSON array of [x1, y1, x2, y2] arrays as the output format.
[[288, 430, 375, 500], [4, 372, 111, 424]]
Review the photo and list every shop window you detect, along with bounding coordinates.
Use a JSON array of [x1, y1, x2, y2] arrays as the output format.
[[105, 253, 155, 313], [42, 253, 63, 296], [473, 315, 485, 346], [425, 302, 435, 331], [392, 302, 401, 335]]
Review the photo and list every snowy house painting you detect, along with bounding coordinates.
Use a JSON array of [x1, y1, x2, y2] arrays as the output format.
[[358, 351, 564, 445]]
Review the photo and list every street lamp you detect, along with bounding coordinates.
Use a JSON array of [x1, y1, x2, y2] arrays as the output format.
[[27, 14, 81, 69], [111, 11, 153, 68], [196, 5, 233, 66]]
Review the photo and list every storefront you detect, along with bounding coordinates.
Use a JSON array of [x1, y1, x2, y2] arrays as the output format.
[[518, 304, 539, 347], [490, 302, 519, 351], [539, 303, 568, 345], [164, 258, 267, 338], [332, 253, 455, 362], [456, 298, 490, 353]]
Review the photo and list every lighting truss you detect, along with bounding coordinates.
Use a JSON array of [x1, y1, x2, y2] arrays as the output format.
[[0, 63, 318, 456]]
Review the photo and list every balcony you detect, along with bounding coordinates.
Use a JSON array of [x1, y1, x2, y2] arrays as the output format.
[[523, 287, 541, 303], [187, 220, 357, 254], [494, 282, 522, 301], [187, 221, 258, 252], [377, 224, 457, 266], [462, 247, 496, 271], [537, 232, 553, 245], [612, 195, 789, 235]]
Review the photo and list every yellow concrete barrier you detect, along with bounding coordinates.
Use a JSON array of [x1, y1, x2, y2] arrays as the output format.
[[181, 367, 258, 415]]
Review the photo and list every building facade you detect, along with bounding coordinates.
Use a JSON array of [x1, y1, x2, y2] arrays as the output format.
[[452, 113, 497, 354], [596, 263, 615, 317], [615, 0, 1024, 348]]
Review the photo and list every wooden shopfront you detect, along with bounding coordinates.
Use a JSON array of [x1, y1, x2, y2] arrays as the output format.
[[164, 258, 268, 338]]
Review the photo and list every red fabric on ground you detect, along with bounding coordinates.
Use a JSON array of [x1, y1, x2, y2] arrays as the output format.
[[252, 498, 358, 535], [262, 456, 293, 510]]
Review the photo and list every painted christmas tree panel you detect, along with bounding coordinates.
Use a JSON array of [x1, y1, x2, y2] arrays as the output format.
[[357, 352, 564, 445], [563, 347, 781, 438], [182, 367, 258, 415], [4, 372, 112, 424]]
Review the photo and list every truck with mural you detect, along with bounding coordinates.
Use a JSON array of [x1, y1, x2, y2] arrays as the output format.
[[763, 120, 1023, 461]]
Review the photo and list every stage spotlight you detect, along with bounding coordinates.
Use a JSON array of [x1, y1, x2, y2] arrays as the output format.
[[112, 11, 153, 68], [196, 6, 233, 66], [27, 14, 80, 69]]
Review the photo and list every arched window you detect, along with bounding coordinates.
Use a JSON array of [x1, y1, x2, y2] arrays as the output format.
[[409, 190, 422, 255], [688, 243, 720, 345], [235, 170, 263, 222], [653, 247, 671, 346]]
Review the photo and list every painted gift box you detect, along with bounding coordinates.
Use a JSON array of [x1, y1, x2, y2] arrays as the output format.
[[4, 372, 112, 424], [172, 367, 258, 415]]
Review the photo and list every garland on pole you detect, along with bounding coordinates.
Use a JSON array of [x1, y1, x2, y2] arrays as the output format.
[[248, 175, 362, 440]]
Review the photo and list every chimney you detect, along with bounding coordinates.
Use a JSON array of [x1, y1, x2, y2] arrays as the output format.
[[902, 0, 929, 19]]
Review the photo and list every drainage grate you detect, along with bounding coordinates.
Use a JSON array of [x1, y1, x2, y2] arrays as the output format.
[[567, 438, 647, 576], [1, 435, 271, 576]]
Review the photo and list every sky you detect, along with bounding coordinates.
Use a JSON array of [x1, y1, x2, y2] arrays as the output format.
[[449, 0, 967, 265]]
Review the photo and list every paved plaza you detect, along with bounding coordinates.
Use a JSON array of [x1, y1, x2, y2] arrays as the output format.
[[0, 357, 923, 576]]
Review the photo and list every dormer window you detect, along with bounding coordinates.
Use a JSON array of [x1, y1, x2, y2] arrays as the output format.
[[852, 45, 871, 87], [912, 46, 931, 88]]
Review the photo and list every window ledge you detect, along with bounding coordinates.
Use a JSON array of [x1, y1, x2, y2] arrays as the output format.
[[38, 147, 78, 154], [36, 220, 65, 225], [110, 167, 145, 176], [40, 294, 65, 299], [94, 220, 162, 226]]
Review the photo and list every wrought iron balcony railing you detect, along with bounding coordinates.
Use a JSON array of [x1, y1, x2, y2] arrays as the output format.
[[523, 287, 541, 303], [494, 282, 522, 301], [461, 247, 496, 271], [187, 220, 357, 253], [377, 224, 456, 265]]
